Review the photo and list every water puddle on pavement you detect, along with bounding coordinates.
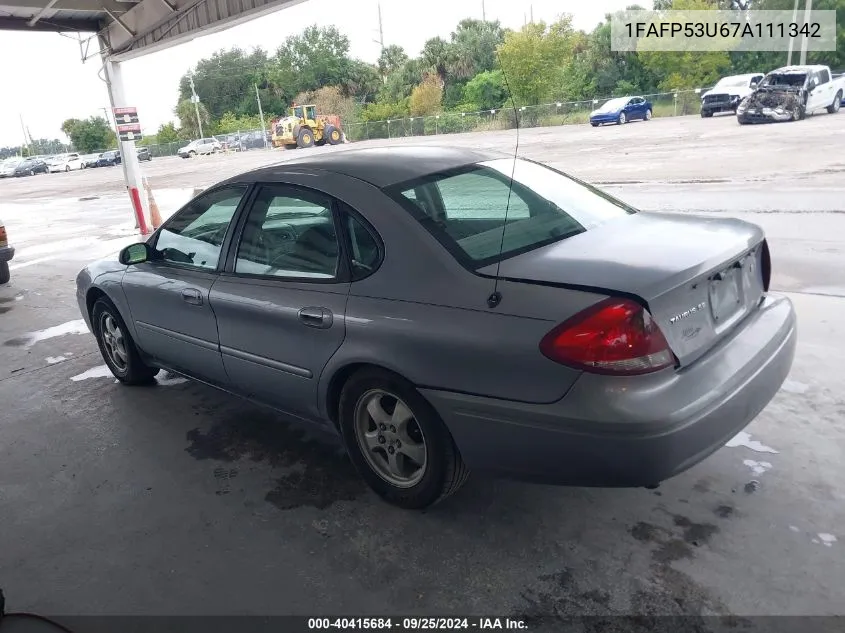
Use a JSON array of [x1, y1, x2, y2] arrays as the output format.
[[725, 431, 778, 454], [70, 365, 112, 381], [4, 319, 89, 348]]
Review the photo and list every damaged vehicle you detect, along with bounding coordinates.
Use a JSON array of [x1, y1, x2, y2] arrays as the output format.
[[737, 65, 844, 125]]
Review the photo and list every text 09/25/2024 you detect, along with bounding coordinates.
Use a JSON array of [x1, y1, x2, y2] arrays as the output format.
[[307, 618, 529, 630]]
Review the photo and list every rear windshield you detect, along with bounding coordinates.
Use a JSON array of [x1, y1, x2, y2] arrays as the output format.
[[387, 158, 635, 268]]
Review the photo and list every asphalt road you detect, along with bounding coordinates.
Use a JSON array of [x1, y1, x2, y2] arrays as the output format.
[[0, 113, 843, 623]]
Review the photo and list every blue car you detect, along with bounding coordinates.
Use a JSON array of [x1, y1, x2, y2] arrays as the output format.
[[589, 96, 653, 127]]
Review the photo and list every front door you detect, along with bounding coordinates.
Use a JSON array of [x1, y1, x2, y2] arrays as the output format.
[[210, 184, 350, 421], [121, 184, 249, 385]]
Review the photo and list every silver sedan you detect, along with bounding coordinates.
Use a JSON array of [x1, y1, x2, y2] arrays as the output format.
[[75, 146, 797, 509]]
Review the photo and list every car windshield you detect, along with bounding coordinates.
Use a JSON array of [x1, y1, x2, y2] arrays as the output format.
[[388, 158, 636, 268], [596, 97, 630, 113], [762, 72, 807, 87], [716, 77, 750, 87]]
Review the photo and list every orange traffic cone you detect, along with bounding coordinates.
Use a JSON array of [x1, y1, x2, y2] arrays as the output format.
[[144, 179, 163, 229]]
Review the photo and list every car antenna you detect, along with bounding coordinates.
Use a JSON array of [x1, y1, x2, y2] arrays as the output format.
[[487, 49, 520, 310]]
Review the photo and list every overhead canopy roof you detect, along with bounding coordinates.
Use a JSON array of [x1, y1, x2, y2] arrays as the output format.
[[1, 0, 306, 61]]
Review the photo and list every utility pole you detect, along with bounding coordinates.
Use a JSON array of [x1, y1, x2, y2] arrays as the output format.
[[799, 0, 812, 65], [530, 5, 533, 23], [375, 2, 384, 50], [188, 73, 204, 139], [787, 0, 799, 65], [255, 84, 267, 148], [482, 0, 485, 21], [19, 114, 29, 155]]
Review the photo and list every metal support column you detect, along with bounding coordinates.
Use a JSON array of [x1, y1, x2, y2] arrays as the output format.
[[102, 55, 149, 235]]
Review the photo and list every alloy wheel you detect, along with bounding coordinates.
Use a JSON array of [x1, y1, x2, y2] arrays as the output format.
[[100, 312, 129, 372], [354, 389, 428, 488]]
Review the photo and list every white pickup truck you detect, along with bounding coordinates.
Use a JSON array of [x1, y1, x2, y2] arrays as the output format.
[[700, 73, 764, 117], [737, 65, 844, 124]]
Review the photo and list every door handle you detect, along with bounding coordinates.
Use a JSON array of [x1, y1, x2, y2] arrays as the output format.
[[181, 288, 203, 305], [298, 307, 333, 329]]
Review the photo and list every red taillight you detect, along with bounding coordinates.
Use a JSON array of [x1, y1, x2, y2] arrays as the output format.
[[0, 225, 7, 247], [760, 239, 771, 292], [539, 298, 676, 376]]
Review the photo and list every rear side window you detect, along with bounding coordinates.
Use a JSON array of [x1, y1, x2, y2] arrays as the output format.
[[388, 159, 634, 268]]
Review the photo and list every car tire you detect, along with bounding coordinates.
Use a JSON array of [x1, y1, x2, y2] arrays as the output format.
[[189, 151, 196, 158], [618, 112, 626, 125], [29, 169, 35, 176], [92, 298, 159, 385], [644, 109, 653, 121], [338, 367, 469, 510], [827, 91, 842, 114], [701, 110, 713, 118], [590, 122, 599, 127], [65, 165, 70, 172], [0, 262, 10, 285]]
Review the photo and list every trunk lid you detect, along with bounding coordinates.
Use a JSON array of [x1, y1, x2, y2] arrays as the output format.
[[483, 212, 767, 367]]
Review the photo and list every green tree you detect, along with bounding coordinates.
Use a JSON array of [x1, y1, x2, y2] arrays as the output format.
[[409, 75, 443, 115], [155, 122, 180, 144], [639, 0, 732, 91], [378, 45, 409, 77], [462, 70, 509, 111], [174, 99, 211, 139], [450, 19, 507, 78], [60, 116, 116, 153], [421, 37, 452, 86], [380, 58, 425, 103], [179, 47, 270, 121], [270, 25, 354, 101], [497, 17, 580, 105]]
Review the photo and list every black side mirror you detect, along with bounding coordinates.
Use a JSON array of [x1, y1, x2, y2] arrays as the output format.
[[119, 242, 153, 265]]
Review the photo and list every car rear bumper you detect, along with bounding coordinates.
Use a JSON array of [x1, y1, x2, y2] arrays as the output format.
[[423, 293, 796, 487], [0, 245, 14, 263]]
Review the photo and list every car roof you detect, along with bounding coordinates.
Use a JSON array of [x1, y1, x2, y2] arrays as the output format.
[[771, 65, 827, 73], [227, 146, 512, 188]]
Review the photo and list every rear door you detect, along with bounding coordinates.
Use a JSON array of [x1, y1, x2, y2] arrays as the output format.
[[807, 69, 831, 112], [210, 184, 350, 420], [121, 184, 250, 385]]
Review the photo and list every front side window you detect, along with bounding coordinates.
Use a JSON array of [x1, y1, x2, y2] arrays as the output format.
[[153, 185, 247, 270], [235, 186, 340, 279], [389, 159, 634, 267]]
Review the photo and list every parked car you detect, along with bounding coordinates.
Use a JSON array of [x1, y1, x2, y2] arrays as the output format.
[[0, 158, 22, 178], [0, 218, 13, 285], [738, 65, 844, 124], [75, 146, 796, 509], [700, 73, 764, 117], [589, 96, 653, 126], [136, 147, 152, 162], [96, 150, 121, 167], [79, 154, 101, 168], [13, 158, 48, 176], [177, 138, 221, 158], [47, 152, 83, 173]]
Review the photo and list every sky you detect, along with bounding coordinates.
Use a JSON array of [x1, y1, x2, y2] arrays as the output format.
[[0, 0, 636, 146]]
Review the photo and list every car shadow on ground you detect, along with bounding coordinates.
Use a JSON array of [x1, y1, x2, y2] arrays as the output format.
[[97, 375, 747, 620]]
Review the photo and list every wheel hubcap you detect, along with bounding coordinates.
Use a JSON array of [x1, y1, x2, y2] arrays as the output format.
[[354, 389, 427, 488], [100, 313, 128, 371]]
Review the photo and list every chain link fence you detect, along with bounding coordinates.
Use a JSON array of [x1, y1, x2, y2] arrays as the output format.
[[77, 88, 712, 158], [343, 89, 710, 142]]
